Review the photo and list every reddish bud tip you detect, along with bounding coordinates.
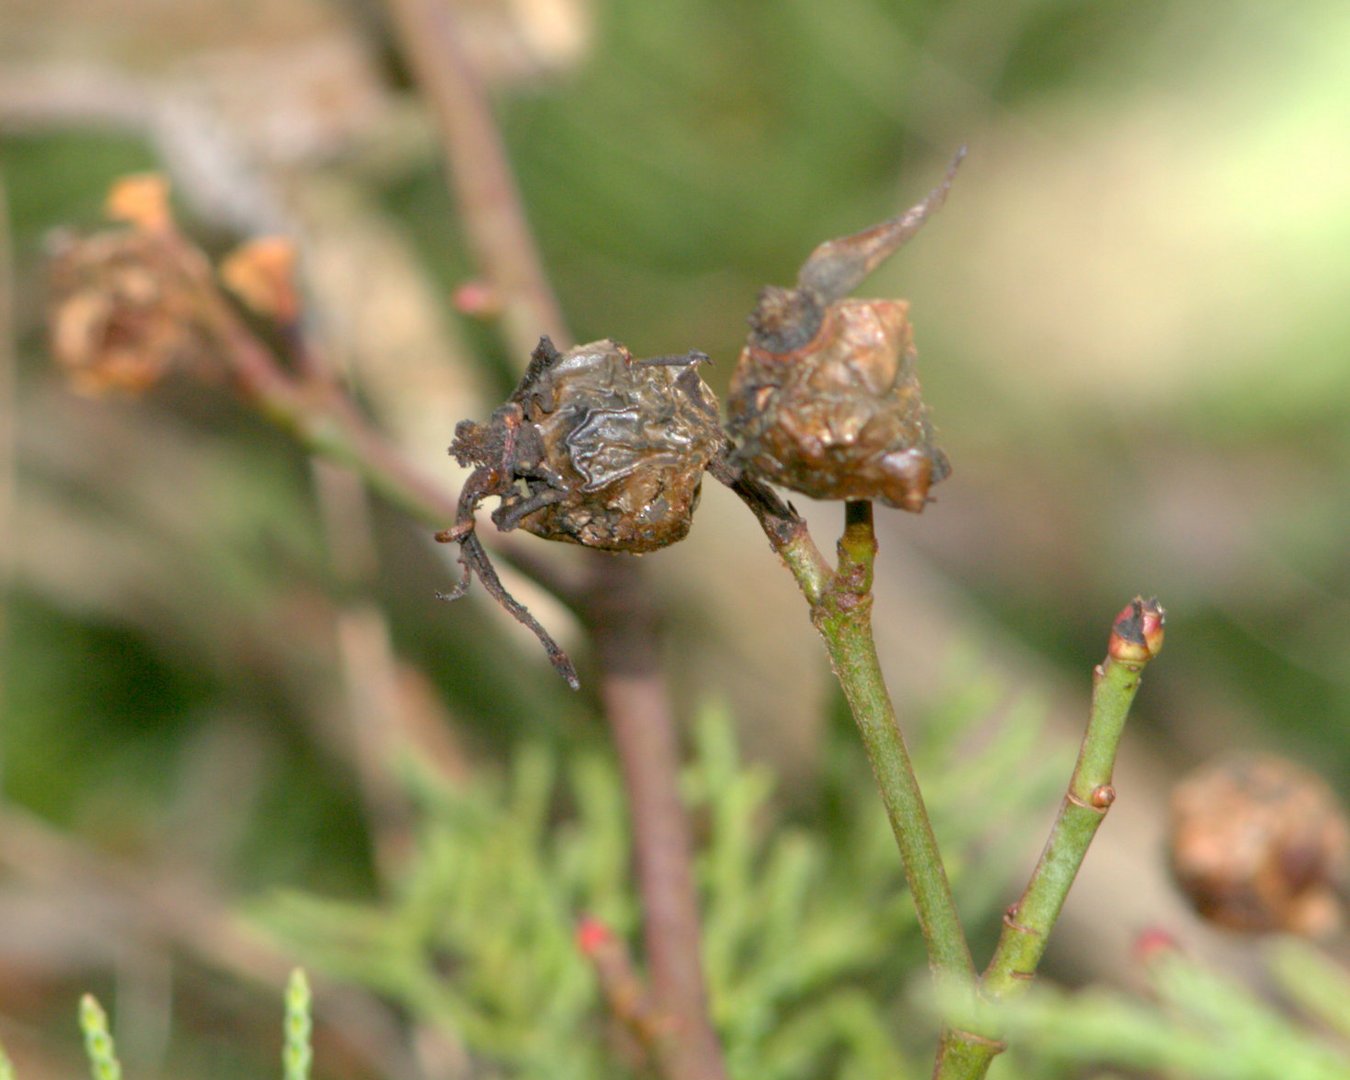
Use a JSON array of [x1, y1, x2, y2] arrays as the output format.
[[452, 281, 503, 319], [575, 916, 612, 956], [1090, 784, 1117, 809], [1132, 926, 1180, 965], [1108, 596, 1165, 664]]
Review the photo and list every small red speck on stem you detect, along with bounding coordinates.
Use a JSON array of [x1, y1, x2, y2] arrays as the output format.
[[453, 280, 503, 319], [1132, 926, 1180, 966], [575, 915, 613, 956]]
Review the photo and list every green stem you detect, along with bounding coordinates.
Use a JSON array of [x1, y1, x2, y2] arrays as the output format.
[[815, 502, 974, 986], [936, 599, 1163, 1080], [775, 500, 991, 1065], [729, 475, 1166, 1080], [982, 650, 1150, 1000]]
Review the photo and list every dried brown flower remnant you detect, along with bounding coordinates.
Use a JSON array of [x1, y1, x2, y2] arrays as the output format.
[[726, 151, 963, 511], [438, 336, 722, 687], [457, 336, 722, 551], [1169, 754, 1349, 936], [47, 229, 215, 397]]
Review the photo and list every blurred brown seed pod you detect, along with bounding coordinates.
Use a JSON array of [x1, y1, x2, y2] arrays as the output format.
[[726, 152, 963, 512], [1168, 753, 1349, 936], [47, 229, 215, 396]]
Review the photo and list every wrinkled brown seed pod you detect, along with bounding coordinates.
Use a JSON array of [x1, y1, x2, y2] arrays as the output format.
[[47, 229, 216, 396], [726, 150, 964, 511], [438, 336, 722, 687], [1168, 753, 1349, 936]]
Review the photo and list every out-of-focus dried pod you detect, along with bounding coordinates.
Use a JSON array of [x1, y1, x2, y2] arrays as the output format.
[[726, 151, 963, 511], [220, 237, 300, 323], [47, 230, 215, 396], [438, 336, 722, 687], [1169, 754, 1349, 936]]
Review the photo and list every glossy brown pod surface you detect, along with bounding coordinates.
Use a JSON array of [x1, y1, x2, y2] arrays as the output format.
[[726, 152, 962, 512], [728, 297, 948, 511], [453, 336, 721, 552], [439, 336, 721, 688]]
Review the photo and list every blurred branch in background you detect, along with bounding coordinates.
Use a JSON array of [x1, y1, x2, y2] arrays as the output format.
[[0, 173, 14, 676], [0, 803, 423, 1079]]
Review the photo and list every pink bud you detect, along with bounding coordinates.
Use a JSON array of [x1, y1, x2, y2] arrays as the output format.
[[1107, 597, 1165, 664]]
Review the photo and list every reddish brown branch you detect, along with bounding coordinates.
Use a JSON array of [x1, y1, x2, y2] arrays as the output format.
[[575, 916, 664, 1060], [382, 0, 570, 358], [583, 558, 728, 1080]]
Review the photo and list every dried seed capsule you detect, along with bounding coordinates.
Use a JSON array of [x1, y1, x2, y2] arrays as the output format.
[[457, 336, 722, 552], [439, 336, 722, 687], [1168, 754, 1348, 936], [47, 228, 216, 396], [726, 151, 963, 511]]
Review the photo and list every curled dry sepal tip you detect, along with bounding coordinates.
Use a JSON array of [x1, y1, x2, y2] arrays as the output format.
[[437, 336, 722, 689]]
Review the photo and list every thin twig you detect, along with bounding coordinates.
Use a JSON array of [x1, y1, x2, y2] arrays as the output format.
[[935, 599, 1164, 1080], [821, 503, 973, 983], [575, 917, 664, 1062], [381, 0, 569, 359], [716, 484, 994, 1068], [582, 557, 728, 1080], [816, 503, 988, 1071], [982, 599, 1165, 999]]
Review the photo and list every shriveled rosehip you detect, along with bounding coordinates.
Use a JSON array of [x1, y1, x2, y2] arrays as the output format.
[[726, 151, 962, 512], [438, 336, 722, 688], [454, 336, 721, 552]]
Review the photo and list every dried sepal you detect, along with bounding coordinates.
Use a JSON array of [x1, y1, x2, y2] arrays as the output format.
[[105, 173, 173, 232], [726, 151, 963, 511], [440, 336, 722, 687], [220, 237, 301, 323]]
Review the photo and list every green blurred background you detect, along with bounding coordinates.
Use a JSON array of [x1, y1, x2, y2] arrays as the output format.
[[1, 0, 1348, 1075]]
